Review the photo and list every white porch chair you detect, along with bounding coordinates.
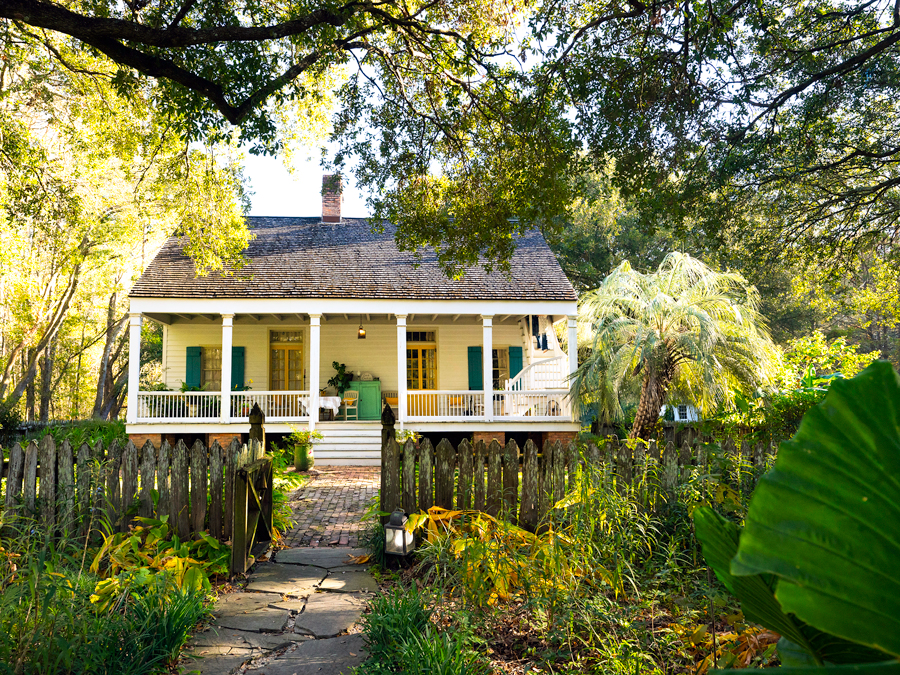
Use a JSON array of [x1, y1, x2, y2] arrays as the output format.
[[341, 390, 359, 421]]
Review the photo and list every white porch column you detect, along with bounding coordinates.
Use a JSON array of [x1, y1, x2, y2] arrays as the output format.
[[482, 315, 493, 422], [126, 313, 142, 424], [567, 315, 578, 376], [309, 314, 321, 430], [396, 314, 407, 429], [220, 314, 234, 423]]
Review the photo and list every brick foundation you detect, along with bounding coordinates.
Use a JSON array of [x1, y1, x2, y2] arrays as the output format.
[[473, 431, 505, 445], [544, 431, 577, 446], [208, 432, 240, 448], [128, 433, 162, 448]]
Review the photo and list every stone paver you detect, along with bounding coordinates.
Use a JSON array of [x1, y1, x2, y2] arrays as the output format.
[[245, 563, 326, 596], [293, 593, 368, 638], [319, 571, 379, 594], [284, 468, 379, 547], [275, 547, 368, 568], [247, 635, 367, 675]]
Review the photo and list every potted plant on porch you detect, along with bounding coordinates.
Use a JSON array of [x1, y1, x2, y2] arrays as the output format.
[[327, 361, 353, 396], [287, 426, 323, 472]]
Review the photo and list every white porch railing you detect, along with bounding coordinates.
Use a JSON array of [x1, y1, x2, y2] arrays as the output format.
[[406, 391, 485, 420], [505, 356, 568, 391], [230, 391, 310, 422], [135, 388, 570, 423], [404, 390, 571, 421], [136, 391, 222, 422], [135, 391, 311, 422], [494, 390, 571, 419]]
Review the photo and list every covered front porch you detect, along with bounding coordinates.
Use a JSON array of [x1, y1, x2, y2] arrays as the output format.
[[126, 298, 580, 430]]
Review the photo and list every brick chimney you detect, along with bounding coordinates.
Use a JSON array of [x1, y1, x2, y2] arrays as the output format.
[[322, 174, 342, 222]]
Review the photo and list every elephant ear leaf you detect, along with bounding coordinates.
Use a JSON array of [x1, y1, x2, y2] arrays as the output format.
[[695, 507, 890, 666], [731, 361, 900, 659], [694, 507, 809, 648]]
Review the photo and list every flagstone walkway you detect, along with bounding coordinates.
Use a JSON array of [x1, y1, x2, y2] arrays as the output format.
[[180, 467, 382, 675], [181, 548, 378, 675]]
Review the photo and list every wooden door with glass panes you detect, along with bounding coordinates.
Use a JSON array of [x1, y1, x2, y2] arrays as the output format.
[[406, 331, 436, 415], [270, 331, 305, 414]]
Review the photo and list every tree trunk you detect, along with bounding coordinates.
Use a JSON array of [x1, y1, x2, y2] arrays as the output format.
[[38, 339, 57, 424], [93, 293, 126, 419], [630, 355, 676, 441], [25, 349, 36, 423]]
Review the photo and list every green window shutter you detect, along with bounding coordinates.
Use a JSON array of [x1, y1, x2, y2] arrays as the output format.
[[186, 347, 202, 388], [231, 346, 245, 390], [467, 346, 483, 390], [508, 346, 523, 379]]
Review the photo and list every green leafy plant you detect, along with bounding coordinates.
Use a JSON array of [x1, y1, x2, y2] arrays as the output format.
[[327, 361, 353, 396], [287, 426, 323, 472], [694, 360, 900, 670]]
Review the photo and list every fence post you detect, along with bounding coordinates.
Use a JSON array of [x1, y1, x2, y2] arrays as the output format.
[[662, 441, 678, 496], [519, 439, 539, 531], [401, 439, 418, 515], [249, 403, 265, 449], [105, 440, 122, 531], [191, 440, 208, 534], [39, 435, 57, 529], [486, 439, 502, 517], [224, 438, 240, 541], [76, 442, 90, 537], [473, 440, 486, 511], [158, 440, 172, 526], [381, 436, 401, 518], [209, 440, 224, 540], [121, 441, 139, 532], [24, 440, 38, 515], [139, 440, 156, 519], [58, 440, 75, 535], [419, 438, 434, 512], [435, 439, 456, 509], [502, 439, 519, 520], [5, 443, 24, 516], [381, 404, 396, 515], [539, 439, 553, 521], [457, 438, 473, 510], [172, 440, 191, 539]]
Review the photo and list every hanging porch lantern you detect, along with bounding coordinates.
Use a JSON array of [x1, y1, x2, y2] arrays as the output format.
[[384, 509, 415, 556], [358, 314, 366, 339]]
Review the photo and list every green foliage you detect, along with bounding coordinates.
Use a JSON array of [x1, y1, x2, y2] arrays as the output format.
[[40, 421, 127, 448], [0, 401, 22, 433], [355, 585, 488, 675], [694, 361, 900, 670], [781, 332, 880, 387], [89, 517, 230, 602], [0, 522, 210, 674], [573, 252, 779, 439], [327, 362, 353, 396]]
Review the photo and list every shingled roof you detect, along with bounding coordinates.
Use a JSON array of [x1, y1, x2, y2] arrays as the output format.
[[129, 217, 578, 301]]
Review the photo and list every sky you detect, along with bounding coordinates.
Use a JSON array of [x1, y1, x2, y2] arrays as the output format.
[[243, 153, 372, 218]]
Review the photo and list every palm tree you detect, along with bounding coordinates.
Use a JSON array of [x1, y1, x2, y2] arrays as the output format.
[[572, 252, 778, 440]]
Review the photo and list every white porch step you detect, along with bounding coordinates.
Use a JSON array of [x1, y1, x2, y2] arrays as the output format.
[[313, 423, 383, 466]]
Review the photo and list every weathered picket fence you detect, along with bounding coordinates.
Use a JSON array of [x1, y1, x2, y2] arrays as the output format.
[[381, 425, 777, 531], [1, 435, 266, 545]]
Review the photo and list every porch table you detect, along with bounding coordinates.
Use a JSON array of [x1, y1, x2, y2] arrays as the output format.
[[299, 395, 343, 419]]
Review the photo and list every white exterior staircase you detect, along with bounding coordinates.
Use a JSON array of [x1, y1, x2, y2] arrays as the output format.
[[312, 422, 382, 466]]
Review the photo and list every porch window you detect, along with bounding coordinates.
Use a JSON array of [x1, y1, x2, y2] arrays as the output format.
[[270, 331, 305, 390], [492, 348, 510, 389], [202, 347, 222, 390], [407, 334, 437, 390]]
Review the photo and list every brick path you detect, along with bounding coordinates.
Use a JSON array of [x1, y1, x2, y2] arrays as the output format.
[[283, 467, 381, 548]]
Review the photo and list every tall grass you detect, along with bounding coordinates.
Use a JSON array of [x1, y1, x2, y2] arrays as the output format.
[[406, 440, 773, 673], [0, 507, 210, 674]]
